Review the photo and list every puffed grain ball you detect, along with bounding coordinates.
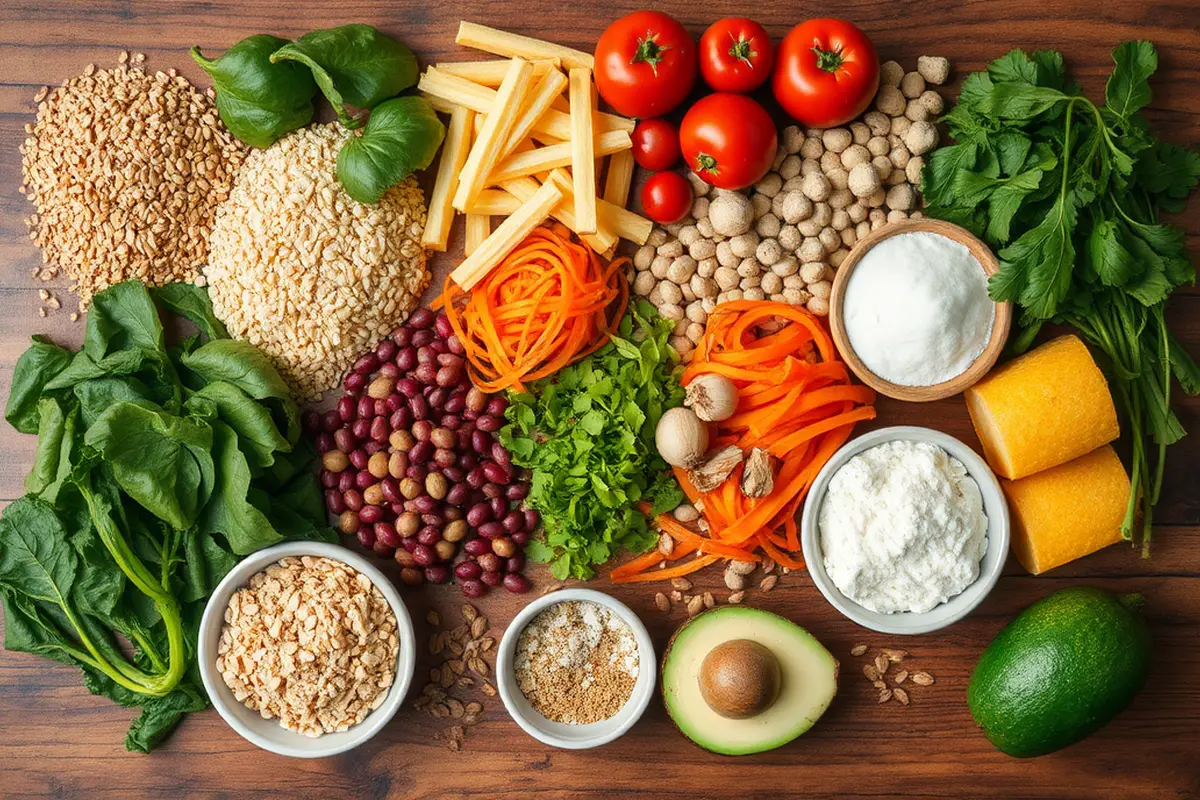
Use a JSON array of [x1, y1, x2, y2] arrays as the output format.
[[800, 136, 824, 159], [678, 224, 700, 248], [848, 203, 868, 223], [888, 143, 910, 169], [886, 183, 917, 211], [869, 208, 887, 225], [770, 191, 788, 218], [715, 266, 741, 290], [783, 274, 806, 290], [911, 210, 925, 219], [904, 101, 930, 122], [840, 227, 857, 248], [886, 167, 908, 186], [673, 316, 689, 336], [887, 209, 910, 223], [918, 90, 945, 115], [647, 228, 668, 247], [781, 192, 814, 225], [698, 257, 719, 278], [783, 287, 810, 305], [755, 172, 783, 198], [648, 283, 663, 305], [691, 273, 717, 298], [743, 287, 767, 301], [741, 274, 761, 289], [855, 220, 871, 240], [772, 256, 800, 277], [807, 296, 830, 316], [808, 279, 832, 301], [702, 297, 717, 313], [665, 219, 689, 236], [798, 217, 822, 237], [831, 248, 851, 268], [840, 145, 871, 170], [756, 238, 783, 266], [832, 209, 851, 231], [756, 213, 782, 239], [880, 60, 904, 87], [819, 226, 841, 253], [779, 154, 803, 181], [848, 163, 882, 198], [730, 232, 760, 258], [687, 172, 711, 197], [830, 188, 855, 210], [683, 282, 698, 303], [715, 241, 738, 268], [670, 334, 693, 355], [709, 191, 756, 236], [634, 245, 655, 270], [659, 281, 684, 306], [750, 193, 772, 218], [820, 150, 843, 173], [875, 85, 906, 116], [658, 239, 683, 258], [822, 128, 852, 154], [736, 257, 762, 279], [650, 255, 672, 279], [691, 196, 711, 220], [761, 272, 783, 294], [864, 111, 891, 137], [873, 154, 894, 181], [798, 237, 825, 263], [801, 172, 831, 202], [904, 121, 938, 156], [688, 239, 716, 262], [812, 202, 833, 228], [891, 116, 912, 138], [866, 188, 887, 208], [778, 224, 802, 251], [668, 255, 698, 283], [722, 288, 744, 303], [867, 136, 890, 157], [850, 121, 871, 145], [772, 145, 787, 171], [799, 261, 829, 284], [906, 156, 925, 186], [783, 125, 805, 154], [827, 167, 850, 190], [799, 158, 822, 177], [686, 300, 707, 323], [696, 218, 716, 239], [783, 178, 807, 196], [900, 71, 926, 99], [917, 55, 951, 85], [633, 271, 656, 296], [685, 321, 706, 344]]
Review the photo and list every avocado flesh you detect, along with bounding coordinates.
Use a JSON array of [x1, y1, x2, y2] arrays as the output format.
[[968, 586, 1150, 758], [662, 606, 838, 756]]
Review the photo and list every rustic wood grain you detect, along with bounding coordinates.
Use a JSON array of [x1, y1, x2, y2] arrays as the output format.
[[0, 1, 1198, 798]]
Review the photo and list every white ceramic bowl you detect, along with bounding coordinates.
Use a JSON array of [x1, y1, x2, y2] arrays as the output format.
[[800, 426, 1010, 635], [495, 588, 655, 749], [198, 542, 416, 758]]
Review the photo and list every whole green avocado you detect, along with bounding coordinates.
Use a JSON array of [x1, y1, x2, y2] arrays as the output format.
[[967, 586, 1150, 758]]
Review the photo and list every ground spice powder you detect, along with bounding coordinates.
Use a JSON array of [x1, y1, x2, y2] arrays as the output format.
[[514, 600, 639, 724]]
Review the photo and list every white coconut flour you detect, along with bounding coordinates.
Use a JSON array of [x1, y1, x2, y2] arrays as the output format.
[[843, 231, 994, 386], [819, 440, 988, 614]]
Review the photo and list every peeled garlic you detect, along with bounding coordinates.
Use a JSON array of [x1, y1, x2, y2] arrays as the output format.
[[684, 373, 738, 422], [656, 407, 709, 468]]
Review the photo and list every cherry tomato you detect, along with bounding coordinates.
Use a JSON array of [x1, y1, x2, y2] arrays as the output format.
[[772, 18, 880, 128], [595, 10, 697, 119], [640, 172, 693, 225], [631, 119, 682, 171], [699, 17, 774, 93], [679, 93, 778, 191]]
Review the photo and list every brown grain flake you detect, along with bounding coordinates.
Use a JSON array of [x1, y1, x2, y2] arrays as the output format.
[[910, 671, 935, 686], [894, 687, 910, 706], [657, 531, 674, 557], [850, 644, 869, 657], [471, 616, 488, 639], [465, 701, 483, 716], [447, 659, 465, 676], [480, 637, 495, 652], [481, 681, 497, 697], [461, 604, 478, 623], [702, 591, 715, 609], [447, 698, 465, 718], [686, 595, 705, 616]]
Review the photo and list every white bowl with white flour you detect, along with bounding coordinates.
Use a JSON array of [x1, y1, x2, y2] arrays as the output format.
[[800, 427, 1010, 635]]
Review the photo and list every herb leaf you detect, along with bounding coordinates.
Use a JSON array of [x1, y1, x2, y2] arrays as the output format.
[[336, 96, 445, 204], [1105, 40, 1157, 119]]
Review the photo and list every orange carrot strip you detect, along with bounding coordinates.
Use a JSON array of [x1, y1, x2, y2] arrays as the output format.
[[610, 554, 721, 584], [655, 516, 758, 561]]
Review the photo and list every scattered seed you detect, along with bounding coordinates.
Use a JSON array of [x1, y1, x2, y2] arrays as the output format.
[[910, 671, 935, 686], [471, 616, 487, 639], [727, 591, 745, 604], [850, 644, 869, 657], [657, 532, 674, 556], [426, 610, 441, 627], [38, 289, 49, 301], [760, 574, 778, 592], [872, 679, 887, 690], [894, 687, 910, 706], [461, 604, 478, 623], [760, 557, 776, 574], [882, 648, 908, 663], [702, 591, 715, 609], [863, 664, 881, 682], [654, 592, 670, 612], [542, 582, 564, 595], [481, 682, 497, 697], [480, 637, 495, 652], [670, 590, 683, 602], [671, 577, 693, 591], [894, 670, 909, 684], [874, 654, 889, 675], [878, 689, 893, 704], [465, 701, 483, 716], [686, 595, 705, 616]]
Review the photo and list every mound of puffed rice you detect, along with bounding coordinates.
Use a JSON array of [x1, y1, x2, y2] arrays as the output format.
[[633, 55, 951, 360]]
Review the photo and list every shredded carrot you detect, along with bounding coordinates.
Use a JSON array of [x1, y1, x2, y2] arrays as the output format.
[[435, 226, 627, 394], [609, 301, 874, 584], [610, 554, 721, 584]]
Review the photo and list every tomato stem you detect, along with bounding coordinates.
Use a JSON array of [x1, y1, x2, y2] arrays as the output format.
[[694, 152, 719, 175], [729, 35, 756, 67], [811, 45, 844, 74], [633, 33, 670, 76]]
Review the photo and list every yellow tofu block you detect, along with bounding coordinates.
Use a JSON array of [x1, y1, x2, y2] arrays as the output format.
[[1002, 445, 1130, 574], [964, 335, 1119, 480]]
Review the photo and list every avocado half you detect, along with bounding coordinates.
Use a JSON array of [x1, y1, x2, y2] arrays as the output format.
[[661, 606, 839, 756]]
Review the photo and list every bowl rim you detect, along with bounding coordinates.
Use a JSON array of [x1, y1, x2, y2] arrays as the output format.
[[197, 541, 416, 758], [495, 588, 656, 749], [799, 426, 1010, 635], [829, 218, 1012, 403]]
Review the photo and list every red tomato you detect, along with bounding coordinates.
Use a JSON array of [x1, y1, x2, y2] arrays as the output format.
[[631, 119, 682, 171], [640, 171, 693, 224], [594, 11, 697, 119], [679, 94, 778, 191], [772, 18, 880, 128], [699, 17, 774, 93]]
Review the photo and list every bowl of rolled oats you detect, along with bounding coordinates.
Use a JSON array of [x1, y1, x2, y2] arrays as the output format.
[[198, 542, 416, 757]]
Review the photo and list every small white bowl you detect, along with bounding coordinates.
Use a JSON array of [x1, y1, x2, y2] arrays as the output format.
[[800, 426, 1010, 635], [495, 588, 655, 749], [198, 542, 416, 758]]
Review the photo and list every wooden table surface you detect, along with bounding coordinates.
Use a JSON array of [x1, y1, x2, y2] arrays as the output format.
[[1, 1, 1198, 798]]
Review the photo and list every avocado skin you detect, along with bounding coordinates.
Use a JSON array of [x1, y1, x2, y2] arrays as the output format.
[[968, 586, 1150, 758]]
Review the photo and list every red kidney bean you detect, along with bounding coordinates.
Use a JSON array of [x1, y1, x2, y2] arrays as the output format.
[[320, 469, 338, 489], [428, 387, 447, 407], [409, 308, 435, 329], [396, 376, 420, 397], [501, 510, 524, 534], [476, 414, 502, 432], [434, 311, 454, 338], [322, 410, 341, 432], [482, 483, 502, 499], [338, 470, 356, 492], [505, 482, 529, 501], [446, 334, 466, 355], [409, 440, 434, 464], [344, 488, 365, 512], [442, 465, 465, 483], [392, 326, 412, 346], [466, 503, 492, 527], [482, 462, 510, 485], [355, 395, 376, 419], [375, 338, 398, 362], [413, 495, 439, 515], [512, 530, 530, 546], [506, 553, 525, 573], [429, 339, 448, 355], [410, 395, 429, 420], [480, 570, 502, 587], [385, 393, 405, 413], [358, 503, 382, 524], [460, 452, 478, 472], [436, 352, 461, 368], [503, 574, 532, 594], [444, 390, 466, 413], [302, 409, 322, 434], [489, 497, 508, 520], [491, 443, 512, 467], [470, 431, 491, 454], [325, 489, 345, 515], [465, 387, 486, 412], [405, 465, 427, 483], [394, 548, 415, 567], [440, 413, 461, 431], [486, 396, 508, 417], [315, 432, 334, 454], [395, 346, 417, 371], [357, 526, 377, 549], [333, 428, 355, 453], [433, 448, 456, 468], [391, 502, 406, 517], [417, 526, 441, 546], [412, 543, 435, 567], [477, 521, 504, 540], [400, 536, 419, 553], [369, 417, 389, 442], [372, 540, 395, 558], [373, 398, 389, 418], [523, 508, 540, 531], [445, 483, 469, 506], [444, 506, 464, 522], [459, 579, 486, 598], [344, 371, 368, 394], [351, 418, 371, 440], [412, 420, 433, 442], [416, 346, 437, 366], [375, 522, 400, 548], [355, 470, 376, 491], [477, 552, 502, 573], [454, 560, 482, 580], [353, 352, 380, 374], [381, 477, 402, 504], [376, 361, 400, 380], [337, 395, 356, 422], [459, 539, 488, 558], [435, 364, 463, 387], [424, 564, 451, 584], [399, 567, 423, 586], [364, 440, 387, 455], [414, 363, 438, 384]]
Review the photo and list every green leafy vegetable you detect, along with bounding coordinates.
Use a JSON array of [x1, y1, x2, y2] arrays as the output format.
[[923, 41, 1200, 553], [270, 24, 419, 128], [337, 96, 446, 204], [191, 34, 318, 148], [0, 280, 332, 751], [499, 301, 686, 580]]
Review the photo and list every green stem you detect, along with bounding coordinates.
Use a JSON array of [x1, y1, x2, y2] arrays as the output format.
[[811, 45, 844, 73]]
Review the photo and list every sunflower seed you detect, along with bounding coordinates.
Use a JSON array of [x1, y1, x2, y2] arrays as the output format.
[[481, 682, 497, 697], [894, 687, 910, 705], [873, 679, 887, 690], [426, 610, 441, 627], [882, 648, 908, 663], [670, 590, 683, 602], [702, 591, 715, 609], [727, 591, 745, 604], [878, 689, 892, 704], [894, 670, 909, 684], [462, 604, 478, 623], [447, 698, 465, 718], [874, 654, 889, 675], [686, 595, 705, 616], [863, 664, 881, 682], [480, 637, 495, 652], [658, 532, 674, 556], [850, 644, 868, 657], [471, 616, 487, 639], [760, 574, 778, 592], [671, 577, 693, 591], [654, 592, 670, 612], [465, 701, 483, 716], [910, 671, 935, 686]]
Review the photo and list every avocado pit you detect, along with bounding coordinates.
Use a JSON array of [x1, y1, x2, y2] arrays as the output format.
[[698, 638, 781, 719]]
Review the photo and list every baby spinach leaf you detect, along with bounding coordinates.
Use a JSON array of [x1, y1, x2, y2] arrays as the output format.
[[74, 376, 157, 427], [6, 335, 73, 434], [271, 24, 418, 126], [192, 35, 317, 148], [125, 682, 209, 754], [84, 280, 165, 363], [0, 497, 78, 618], [198, 421, 283, 555], [337, 96, 445, 204], [186, 381, 290, 471], [179, 338, 299, 442], [26, 398, 78, 504], [150, 284, 229, 341]]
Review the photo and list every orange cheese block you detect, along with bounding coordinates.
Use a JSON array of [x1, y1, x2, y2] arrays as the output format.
[[1003, 445, 1129, 575], [965, 335, 1118, 480]]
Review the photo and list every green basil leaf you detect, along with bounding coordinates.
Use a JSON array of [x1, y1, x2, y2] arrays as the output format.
[[336, 96, 445, 204]]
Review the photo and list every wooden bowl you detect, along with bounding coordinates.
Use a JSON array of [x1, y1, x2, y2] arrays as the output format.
[[829, 218, 1011, 403]]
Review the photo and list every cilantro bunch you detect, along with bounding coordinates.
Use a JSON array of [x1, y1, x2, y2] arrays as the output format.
[[498, 301, 686, 579], [924, 41, 1200, 553]]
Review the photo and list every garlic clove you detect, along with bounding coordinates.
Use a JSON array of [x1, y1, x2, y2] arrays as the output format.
[[656, 407, 710, 468], [684, 373, 739, 422], [741, 447, 775, 498], [688, 445, 745, 493]]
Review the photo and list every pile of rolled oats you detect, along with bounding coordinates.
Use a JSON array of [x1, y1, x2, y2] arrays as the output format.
[[216, 556, 400, 737]]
